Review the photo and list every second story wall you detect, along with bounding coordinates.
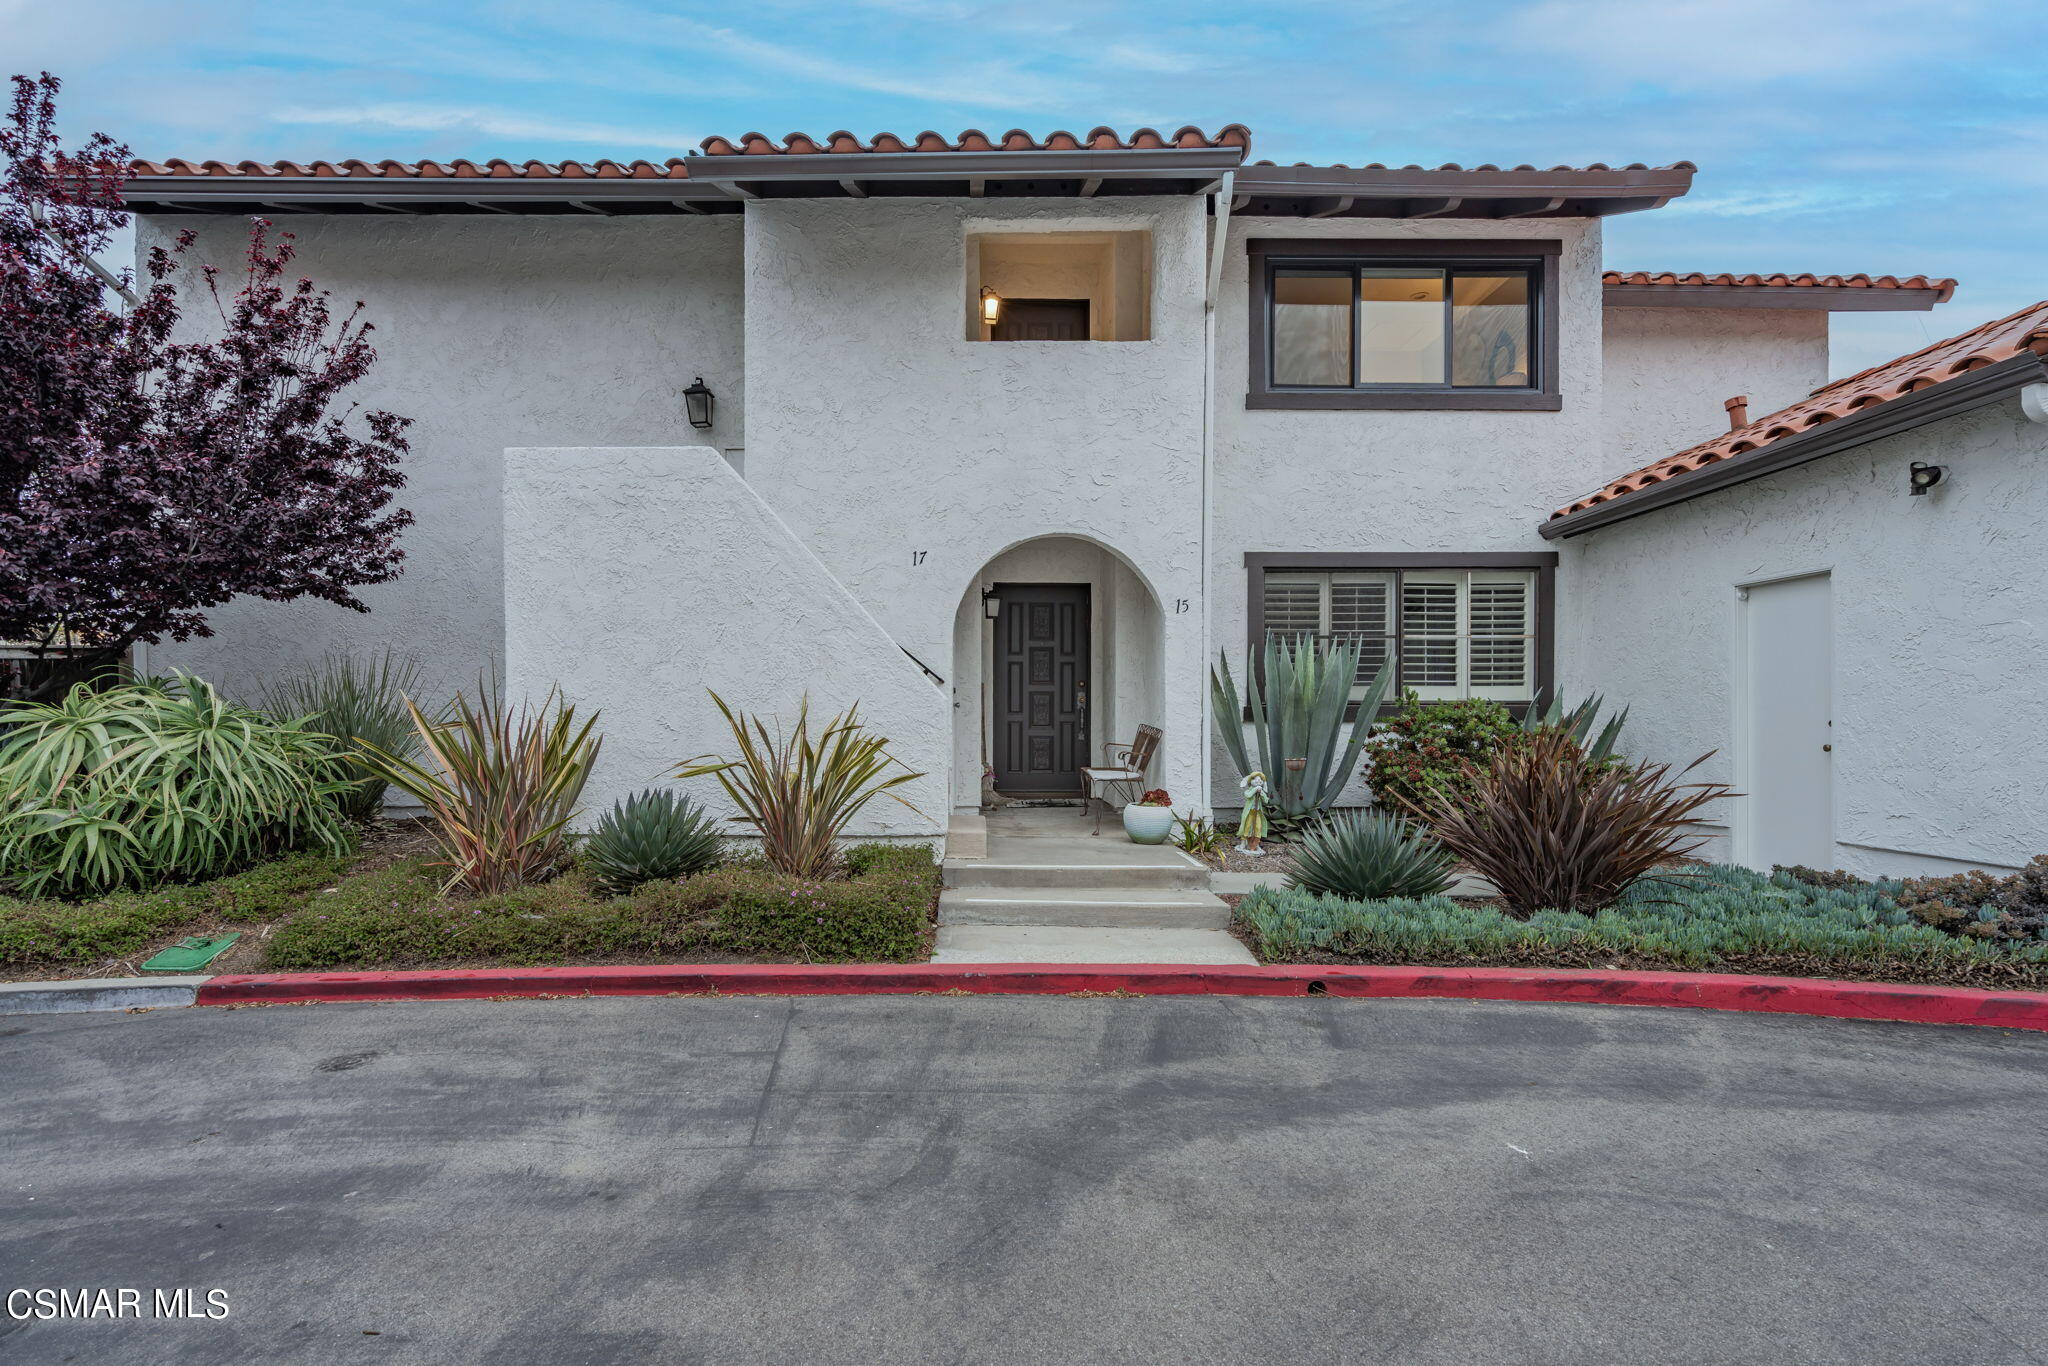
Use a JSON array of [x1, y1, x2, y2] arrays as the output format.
[[740, 195, 1210, 669], [1602, 305, 1828, 469]]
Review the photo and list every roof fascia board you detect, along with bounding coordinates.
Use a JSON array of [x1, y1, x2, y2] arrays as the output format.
[[1234, 164, 1693, 200], [123, 176, 729, 207], [1540, 353, 2048, 540], [1605, 283, 1946, 312]]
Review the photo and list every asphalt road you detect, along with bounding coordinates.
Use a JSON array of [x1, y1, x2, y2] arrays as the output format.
[[5, 995, 2047, 1366]]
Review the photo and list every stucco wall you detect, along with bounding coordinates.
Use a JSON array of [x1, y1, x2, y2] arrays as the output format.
[[1601, 306, 1829, 471], [1558, 396, 2048, 876], [137, 214, 744, 707], [1208, 216, 1606, 808], [504, 446, 948, 839], [741, 197, 1208, 810]]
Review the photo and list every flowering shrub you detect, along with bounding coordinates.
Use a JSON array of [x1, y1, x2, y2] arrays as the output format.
[[1136, 788, 1172, 807], [1365, 693, 1524, 816]]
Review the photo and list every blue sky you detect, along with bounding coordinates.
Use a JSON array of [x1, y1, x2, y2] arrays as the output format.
[[13, 0, 2045, 377]]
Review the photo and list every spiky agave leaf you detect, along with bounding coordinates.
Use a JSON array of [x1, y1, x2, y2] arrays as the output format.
[[1288, 810, 1457, 901], [583, 789, 723, 896]]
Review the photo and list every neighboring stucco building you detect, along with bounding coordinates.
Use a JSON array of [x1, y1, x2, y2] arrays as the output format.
[[120, 127, 2035, 876]]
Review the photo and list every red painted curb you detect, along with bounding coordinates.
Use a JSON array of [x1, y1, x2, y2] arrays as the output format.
[[193, 963, 2048, 1031]]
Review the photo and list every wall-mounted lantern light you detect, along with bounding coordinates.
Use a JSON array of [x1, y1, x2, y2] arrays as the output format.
[[1909, 461, 1945, 496], [683, 376, 715, 430], [981, 587, 1002, 621], [980, 287, 1002, 327]]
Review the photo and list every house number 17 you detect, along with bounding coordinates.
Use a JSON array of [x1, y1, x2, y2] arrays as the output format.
[[911, 550, 927, 565]]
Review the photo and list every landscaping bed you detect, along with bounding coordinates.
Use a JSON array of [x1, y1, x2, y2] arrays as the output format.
[[1233, 863, 2048, 990], [0, 824, 942, 979]]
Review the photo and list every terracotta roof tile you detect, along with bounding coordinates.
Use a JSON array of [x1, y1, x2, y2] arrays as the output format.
[[1554, 299, 2048, 519], [1604, 270, 1956, 301], [696, 125, 1252, 155], [126, 157, 694, 179]]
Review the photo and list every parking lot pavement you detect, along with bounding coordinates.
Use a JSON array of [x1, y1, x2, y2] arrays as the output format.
[[5, 994, 2046, 1364]]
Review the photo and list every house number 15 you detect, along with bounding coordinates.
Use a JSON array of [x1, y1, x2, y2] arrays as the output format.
[[1174, 599, 1190, 614]]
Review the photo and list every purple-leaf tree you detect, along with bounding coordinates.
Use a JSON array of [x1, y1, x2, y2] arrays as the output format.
[[0, 71, 412, 699]]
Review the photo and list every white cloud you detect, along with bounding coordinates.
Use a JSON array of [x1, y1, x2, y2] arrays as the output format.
[[273, 104, 697, 150]]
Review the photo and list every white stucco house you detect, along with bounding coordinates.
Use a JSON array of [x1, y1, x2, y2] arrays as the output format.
[[119, 125, 2047, 878]]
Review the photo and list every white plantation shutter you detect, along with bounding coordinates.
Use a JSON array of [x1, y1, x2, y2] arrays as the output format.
[[1329, 573, 1394, 696], [1263, 575, 1325, 641], [1399, 574, 1464, 700], [1467, 570, 1534, 700]]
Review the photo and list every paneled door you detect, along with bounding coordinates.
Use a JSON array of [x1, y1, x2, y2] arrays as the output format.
[[992, 584, 1090, 795], [1741, 573, 1834, 870]]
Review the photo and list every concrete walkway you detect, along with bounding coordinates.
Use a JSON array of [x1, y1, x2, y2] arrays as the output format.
[[936, 806, 1255, 964]]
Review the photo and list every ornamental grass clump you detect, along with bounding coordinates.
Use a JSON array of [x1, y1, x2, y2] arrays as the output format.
[[672, 693, 923, 879], [1289, 810, 1456, 901], [0, 674, 354, 898], [357, 679, 600, 896], [1416, 731, 1729, 917], [257, 650, 429, 822]]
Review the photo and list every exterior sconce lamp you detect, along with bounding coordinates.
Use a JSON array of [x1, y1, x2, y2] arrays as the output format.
[[980, 287, 1002, 326], [1908, 461, 1945, 496], [683, 376, 715, 430], [981, 588, 1002, 621]]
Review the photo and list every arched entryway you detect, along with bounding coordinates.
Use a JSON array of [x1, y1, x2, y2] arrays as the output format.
[[948, 535, 1166, 811]]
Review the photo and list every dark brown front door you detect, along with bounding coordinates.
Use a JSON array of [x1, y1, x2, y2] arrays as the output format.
[[992, 584, 1090, 794], [993, 298, 1090, 341]]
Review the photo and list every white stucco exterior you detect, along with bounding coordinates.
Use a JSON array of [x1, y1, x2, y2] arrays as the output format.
[[1601, 305, 1829, 470], [1557, 395, 2048, 876]]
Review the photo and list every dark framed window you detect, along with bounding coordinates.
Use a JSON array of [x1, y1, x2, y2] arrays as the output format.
[[1246, 239, 1562, 411], [1244, 551, 1558, 716]]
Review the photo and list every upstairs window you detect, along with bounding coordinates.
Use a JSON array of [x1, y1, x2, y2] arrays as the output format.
[[1246, 554, 1556, 710], [1247, 239, 1560, 411]]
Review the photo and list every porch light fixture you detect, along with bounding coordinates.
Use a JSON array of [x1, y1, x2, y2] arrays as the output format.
[[1909, 461, 1945, 495], [982, 588, 1002, 620], [980, 286, 1002, 326], [683, 376, 715, 430]]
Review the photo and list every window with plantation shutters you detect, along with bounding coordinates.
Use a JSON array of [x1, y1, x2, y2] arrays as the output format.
[[1261, 567, 1538, 704]]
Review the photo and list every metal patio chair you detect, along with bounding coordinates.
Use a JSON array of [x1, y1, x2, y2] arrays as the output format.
[[1081, 724, 1162, 835]]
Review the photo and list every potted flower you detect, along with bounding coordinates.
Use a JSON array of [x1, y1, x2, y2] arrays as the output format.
[[1123, 788, 1175, 844]]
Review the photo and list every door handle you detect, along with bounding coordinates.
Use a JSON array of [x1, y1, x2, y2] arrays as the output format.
[[1822, 744, 1832, 752]]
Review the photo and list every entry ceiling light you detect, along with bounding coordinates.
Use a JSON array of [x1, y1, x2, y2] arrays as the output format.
[[982, 587, 1002, 620], [980, 286, 1002, 325], [683, 376, 715, 430]]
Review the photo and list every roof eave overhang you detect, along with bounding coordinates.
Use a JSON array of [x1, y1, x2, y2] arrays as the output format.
[[1231, 163, 1694, 219], [121, 175, 736, 214], [1604, 283, 1949, 312], [685, 145, 1247, 197], [1540, 352, 2048, 541]]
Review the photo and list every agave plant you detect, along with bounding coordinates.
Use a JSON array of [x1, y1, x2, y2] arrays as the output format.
[[1289, 810, 1457, 901], [357, 679, 601, 896], [582, 789, 724, 896], [257, 650, 430, 822], [1211, 637, 1393, 823], [0, 673, 354, 897], [673, 693, 923, 879], [1518, 691, 1628, 762], [1417, 730, 1729, 917]]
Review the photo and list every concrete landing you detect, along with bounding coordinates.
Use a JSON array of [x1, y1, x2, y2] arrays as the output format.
[[931, 925, 1256, 965], [936, 806, 1253, 965]]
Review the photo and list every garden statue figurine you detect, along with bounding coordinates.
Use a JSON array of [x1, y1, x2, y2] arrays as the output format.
[[1238, 770, 1271, 855]]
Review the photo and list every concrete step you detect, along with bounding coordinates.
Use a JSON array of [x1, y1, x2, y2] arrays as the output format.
[[946, 810, 988, 860], [944, 859, 1209, 891], [931, 924, 1259, 966], [939, 886, 1232, 930]]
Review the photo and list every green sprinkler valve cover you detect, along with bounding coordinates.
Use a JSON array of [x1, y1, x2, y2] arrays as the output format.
[[140, 933, 241, 973]]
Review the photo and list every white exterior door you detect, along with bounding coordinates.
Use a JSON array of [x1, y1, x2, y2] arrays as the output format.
[[1741, 573, 1834, 870]]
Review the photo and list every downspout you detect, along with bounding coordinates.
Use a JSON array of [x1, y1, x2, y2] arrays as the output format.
[[1199, 170, 1234, 817]]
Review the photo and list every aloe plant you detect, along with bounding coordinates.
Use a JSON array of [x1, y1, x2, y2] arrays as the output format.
[[1211, 638, 1393, 822]]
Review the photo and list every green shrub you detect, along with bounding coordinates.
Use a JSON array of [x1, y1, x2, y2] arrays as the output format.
[[1237, 862, 2048, 988], [1774, 864, 1869, 892], [582, 789, 724, 895], [0, 675, 355, 898], [0, 851, 341, 969], [257, 650, 430, 823], [1776, 858, 2048, 945], [1365, 693, 1524, 816], [1289, 811, 1455, 900], [264, 843, 940, 970]]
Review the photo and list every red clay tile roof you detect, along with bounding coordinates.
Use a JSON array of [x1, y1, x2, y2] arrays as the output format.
[[1604, 270, 1956, 300], [1554, 299, 2048, 519], [126, 157, 693, 179], [1251, 159, 1697, 173], [697, 126, 1251, 155]]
